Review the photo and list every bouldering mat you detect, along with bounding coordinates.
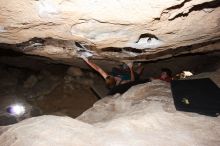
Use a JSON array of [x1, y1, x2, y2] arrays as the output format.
[[171, 78, 220, 116]]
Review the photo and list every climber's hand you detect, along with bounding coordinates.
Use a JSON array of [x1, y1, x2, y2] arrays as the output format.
[[122, 60, 133, 68], [126, 62, 133, 68], [79, 54, 88, 61]]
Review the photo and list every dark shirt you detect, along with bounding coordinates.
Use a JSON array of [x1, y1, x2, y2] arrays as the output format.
[[108, 79, 150, 95]]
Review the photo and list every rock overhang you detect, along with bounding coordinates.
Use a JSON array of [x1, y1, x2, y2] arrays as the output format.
[[0, 0, 219, 62]]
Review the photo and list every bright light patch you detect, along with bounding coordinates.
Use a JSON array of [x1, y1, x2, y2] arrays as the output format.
[[177, 71, 194, 79], [183, 71, 193, 77], [0, 26, 6, 33], [7, 104, 25, 116], [38, 0, 60, 18], [80, 51, 93, 57], [128, 37, 163, 49]]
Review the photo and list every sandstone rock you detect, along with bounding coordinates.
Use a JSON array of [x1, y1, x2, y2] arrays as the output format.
[[25, 74, 61, 99], [66, 66, 83, 77], [77, 80, 175, 124], [0, 0, 219, 61], [65, 76, 93, 86], [79, 78, 93, 86], [23, 75, 38, 89], [64, 75, 73, 83], [1, 75, 220, 146]]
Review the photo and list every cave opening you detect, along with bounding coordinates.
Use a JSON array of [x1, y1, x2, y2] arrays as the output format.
[[0, 47, 219, 126]]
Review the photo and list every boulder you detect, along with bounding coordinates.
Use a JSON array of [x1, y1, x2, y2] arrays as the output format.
[[66, 66, 84, 77], [1, 78, 220, 146], [23, 75, 38, 89]]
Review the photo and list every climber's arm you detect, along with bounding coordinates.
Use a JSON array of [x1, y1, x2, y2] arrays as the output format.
[[82, 57, 108, 79], [136, 63, 144, 77], [127, 62, 135, 81]]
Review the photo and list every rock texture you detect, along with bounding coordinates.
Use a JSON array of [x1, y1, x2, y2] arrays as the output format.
[[66, 66, 84, 77], [0, 0, 219, 61], [0, 62, 99, 126], [1, 73, 220, 146]]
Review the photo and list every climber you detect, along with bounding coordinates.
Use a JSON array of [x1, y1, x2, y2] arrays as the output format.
[[149, 68, 172, 82], [133, 62, 144, 80], [108, 68, 172, 95], [81, 56, 135, 88], [111, 62, 144, 82], [154, 68, 172, 82]]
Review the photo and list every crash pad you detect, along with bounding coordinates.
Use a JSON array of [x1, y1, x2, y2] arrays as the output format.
[[171, 78, 220, 116]]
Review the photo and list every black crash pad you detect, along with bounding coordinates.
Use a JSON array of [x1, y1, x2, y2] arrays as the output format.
[[171, 78, 220, 116]]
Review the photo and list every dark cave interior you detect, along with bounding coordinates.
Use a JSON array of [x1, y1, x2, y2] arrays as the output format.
[[0, 48, 220, 126]]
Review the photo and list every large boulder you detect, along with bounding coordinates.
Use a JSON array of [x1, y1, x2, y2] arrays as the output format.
[[0, 78, 220, 146]]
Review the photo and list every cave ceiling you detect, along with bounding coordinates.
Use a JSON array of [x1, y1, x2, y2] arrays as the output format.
[[0, 0, 220, 62]]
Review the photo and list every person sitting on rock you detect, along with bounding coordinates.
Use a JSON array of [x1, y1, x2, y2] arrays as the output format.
[[81, 56, 135, 88]]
